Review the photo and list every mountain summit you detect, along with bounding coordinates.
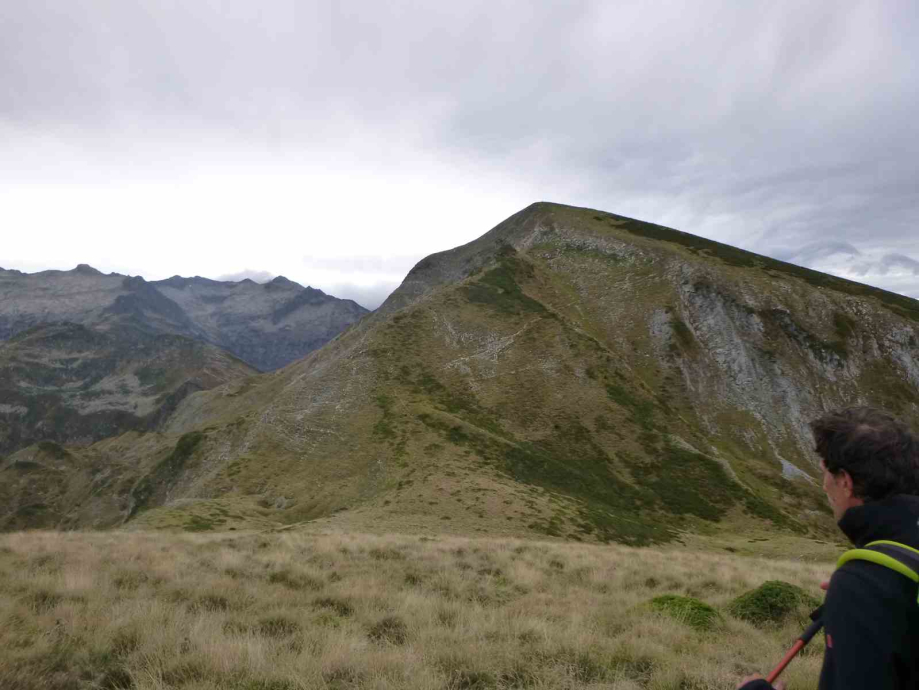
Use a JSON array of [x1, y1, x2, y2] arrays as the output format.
[[3, 203, 917, 540]]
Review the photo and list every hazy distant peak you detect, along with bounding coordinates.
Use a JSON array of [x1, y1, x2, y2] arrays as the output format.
[[154, 275, 226, 289], [1, 262, 371, 371], [122, 275, 147, 288], [265, 275, 300, 290], [156, 275, 189, 287]]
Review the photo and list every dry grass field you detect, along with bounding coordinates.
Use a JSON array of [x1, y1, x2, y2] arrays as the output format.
[[0, 530, 834, 690]]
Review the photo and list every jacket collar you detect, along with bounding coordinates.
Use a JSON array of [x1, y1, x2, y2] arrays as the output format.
[[838, 494, 919, 548]]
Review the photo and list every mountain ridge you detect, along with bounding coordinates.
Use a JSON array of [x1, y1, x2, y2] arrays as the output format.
[[3, 203, 917, 544], [0, 265, 369, 371]]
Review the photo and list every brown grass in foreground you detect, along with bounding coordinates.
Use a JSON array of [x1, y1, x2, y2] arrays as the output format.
[[0, 530, 831, 690]]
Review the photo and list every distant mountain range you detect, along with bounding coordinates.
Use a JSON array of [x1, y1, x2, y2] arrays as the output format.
[[0, 266, 368, 461], [0, 265, 369, 371], [3, 204, 918, 541]]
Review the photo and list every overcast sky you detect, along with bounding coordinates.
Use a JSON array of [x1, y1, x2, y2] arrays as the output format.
[[2, 1, 917, 309]]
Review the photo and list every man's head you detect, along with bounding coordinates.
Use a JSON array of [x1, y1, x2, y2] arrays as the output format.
[[810, 406, 919, 520]]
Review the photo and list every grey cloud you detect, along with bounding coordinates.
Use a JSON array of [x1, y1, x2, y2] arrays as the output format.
[[880, 253, 919, 276], [783, 248, 919, 296], [772, 241, 861, 265], [211, 270, 396, 309], [213, 269, 396, 309], [302, 255, 423, 275], [847, 261, 878, 278], [319, 282, 399, 311], [2, 0, 918, 297], [216, 269, 276, 283]]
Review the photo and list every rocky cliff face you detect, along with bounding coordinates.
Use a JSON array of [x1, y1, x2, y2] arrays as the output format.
[[4, 203, 917, 540], [0, 267, 369, 371]]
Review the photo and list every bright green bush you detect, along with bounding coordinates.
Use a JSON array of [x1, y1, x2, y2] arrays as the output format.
[[648, 594, 722, 631], [728, 580, 820, 627]]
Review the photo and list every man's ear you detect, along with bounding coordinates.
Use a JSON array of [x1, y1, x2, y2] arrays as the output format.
[[839, 469, 857, 498]]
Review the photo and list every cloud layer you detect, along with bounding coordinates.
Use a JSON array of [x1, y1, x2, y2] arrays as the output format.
[[1, 1, 917, 301]]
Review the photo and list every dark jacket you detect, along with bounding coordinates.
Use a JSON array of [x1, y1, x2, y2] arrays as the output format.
[[743, 495, 919, 690]]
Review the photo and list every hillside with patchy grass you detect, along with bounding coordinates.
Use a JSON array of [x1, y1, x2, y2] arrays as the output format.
[[0, 322, 257, 458], [0, 529, 836, 690], [6, 202, 919, 541]]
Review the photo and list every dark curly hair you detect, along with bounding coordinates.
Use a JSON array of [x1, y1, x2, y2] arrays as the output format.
[[810, 407, 919, 501]]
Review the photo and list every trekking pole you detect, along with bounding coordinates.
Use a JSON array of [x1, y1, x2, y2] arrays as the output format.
[[765, 615, 824, 685]]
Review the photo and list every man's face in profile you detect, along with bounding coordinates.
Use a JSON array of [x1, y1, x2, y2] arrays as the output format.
[[821, 459, 853, 521]]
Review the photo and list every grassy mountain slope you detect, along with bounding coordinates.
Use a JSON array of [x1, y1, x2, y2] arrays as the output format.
[[0, 322, 257, 456], [0, 322, 261, 530], [8, 203, 919, 542]]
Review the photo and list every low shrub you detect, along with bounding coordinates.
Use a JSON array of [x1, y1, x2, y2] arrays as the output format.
[[648, 594, 721, 631], [727, 580, 820, 627]]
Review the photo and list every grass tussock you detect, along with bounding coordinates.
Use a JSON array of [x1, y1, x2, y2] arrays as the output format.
[[0, 530, 832, 689]]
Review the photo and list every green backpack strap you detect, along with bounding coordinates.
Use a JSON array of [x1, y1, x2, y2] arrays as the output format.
[[837, 540, 919, 603]]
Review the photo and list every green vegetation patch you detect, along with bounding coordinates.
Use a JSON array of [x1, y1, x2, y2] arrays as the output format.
[[313, 596, 354, 618], [135, 365, 170, 390], [727, 580, 820, 627], [648, 594, 722, 631], [833, 311, 857, 340], [670, 317, 696, 353], [860, 360, 918, 416], [36, 440, 72, 460], [601, 375, 792, 528], [620, 445, 738, 522], [367, 615, 408, 645], [759, 309, 848, 364], [128, 431, 205, 519], [182, 515, 216, 532], [256, 615, 302, 638], [372, 394, 398, 440], [621, 439, 802, 532], [396, 365, 505, 438], [460, 244, 548, 316], [418, 412, 671, 546], [268, 568, 324, 591], [605, 383, 657, 430]]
